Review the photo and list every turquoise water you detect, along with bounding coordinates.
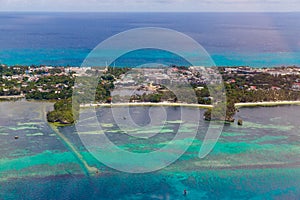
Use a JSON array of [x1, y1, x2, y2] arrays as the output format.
[[1, 12, 300, 199], [0, 101, 300, 199], [2, 48, 300, 67], [1, 12, 300, 67]]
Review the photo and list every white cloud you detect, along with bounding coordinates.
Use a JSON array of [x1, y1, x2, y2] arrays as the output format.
[[0, 0, 299, 12]]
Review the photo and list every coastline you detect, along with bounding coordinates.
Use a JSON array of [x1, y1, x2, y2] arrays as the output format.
[[0, 95, 25, 100], [1, 98, 300, 109], [235, 101, 300, 108], [79, 102, 214, 109], [79, 101, 300, 109]]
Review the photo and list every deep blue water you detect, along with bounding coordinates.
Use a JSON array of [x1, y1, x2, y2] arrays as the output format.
[[1, 12, 300, 67]]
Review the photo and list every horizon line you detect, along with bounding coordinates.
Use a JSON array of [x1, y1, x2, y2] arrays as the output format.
[[1, 11, 300, 14]]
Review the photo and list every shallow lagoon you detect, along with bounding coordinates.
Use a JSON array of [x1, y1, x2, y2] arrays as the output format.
[[0, 101, 300, 199]]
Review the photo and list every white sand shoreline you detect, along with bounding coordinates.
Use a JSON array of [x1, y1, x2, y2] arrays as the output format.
[[80, 101, 300, 109], [0, 95, 25, 99], [79, 102, 213, 109], [235, 101, 300, 108]]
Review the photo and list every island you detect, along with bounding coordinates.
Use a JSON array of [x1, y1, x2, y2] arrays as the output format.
[[1, 64, 300, 125]]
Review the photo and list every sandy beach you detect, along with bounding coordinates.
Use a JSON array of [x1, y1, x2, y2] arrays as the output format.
[[80, 101, 300, 109], [0, 95, 25, 99], [79, 102, 213, 109], [235, 101, 300, 108]]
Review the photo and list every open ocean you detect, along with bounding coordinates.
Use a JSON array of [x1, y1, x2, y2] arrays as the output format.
[[1, 12, 300, 200], [1, 12, 300, 67]]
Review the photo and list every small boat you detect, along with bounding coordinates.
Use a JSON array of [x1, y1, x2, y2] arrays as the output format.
[[14, 136, 19, 140]]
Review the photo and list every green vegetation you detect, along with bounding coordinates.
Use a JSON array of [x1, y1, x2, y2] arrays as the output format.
[[47, 99, 74, 125], [219, 67, 300, 103], [204, 101, 236, 122], [2, 65, 300, 125], [0, 65, 73, 98], [203, 68, 300, 122], [24, 75, 74, 100], [47, 67, 130, 125]]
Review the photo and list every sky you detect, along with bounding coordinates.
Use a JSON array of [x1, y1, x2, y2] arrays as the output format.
[[0, 0, 299, 12]]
